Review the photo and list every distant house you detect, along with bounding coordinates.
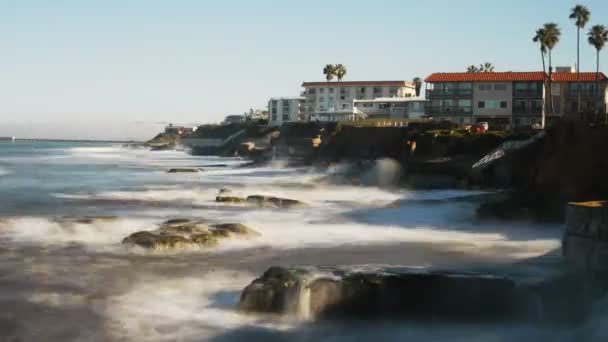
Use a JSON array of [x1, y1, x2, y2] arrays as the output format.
[[353, 97, 427, 120], [222, 115, 246, 125], [301, 80, 417, 122], [165, 124, 195, 135], [267, 97, 305, 126]]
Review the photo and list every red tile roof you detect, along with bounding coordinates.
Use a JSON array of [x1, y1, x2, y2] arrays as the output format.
[[302, 80, 413, 87], [425, 72, 607, 83], [425, 72, 545, 82], [552, 72, 607, 81]]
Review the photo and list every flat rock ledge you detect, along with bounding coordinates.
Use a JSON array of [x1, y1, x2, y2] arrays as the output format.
[[239, 266, 539, 321], [122, 218, 259, 250], [215, 190, 305, 208]]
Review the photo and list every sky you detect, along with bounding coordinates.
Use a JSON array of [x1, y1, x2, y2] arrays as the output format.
[[0, 0, 607, 140]]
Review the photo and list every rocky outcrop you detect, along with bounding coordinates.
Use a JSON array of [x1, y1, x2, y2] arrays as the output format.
[[239, 266, 534, 321], [563, 201, 608, 270], [167, 168, 201, 173], [122, 218, 259, 250], [214, 190, 305, 208]]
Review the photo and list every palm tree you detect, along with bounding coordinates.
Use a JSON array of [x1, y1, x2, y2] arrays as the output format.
[[588, 25, 608, 122], [466, 65, 479, 72], [570, 5, 591, 118], [479, 62, 495, 72], [413, 77, 422, 97], [322, 64, 336, 113], [334, 64, 347, 110], [533, 27, 548, 127], [543, 23, 561, 120]]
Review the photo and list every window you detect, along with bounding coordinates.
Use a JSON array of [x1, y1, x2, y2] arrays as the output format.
[[458, 99, 471, 113], [360, 87, 366, 93], [342, 104, 349, 109], [478, 84, 492, 91], [478, 100, 506, 109], [514, 100, 527, 111], [478, 101, 485, 108], [320, 88, 325, 94], [329, 88, 334, 93], [459, 82, 472, 90], [271, 108, 277, 114], [328, 96, 334, 102], [308, 89, 316, 94], [319, 96, 324, 102], [340, 96, 346, 100], [551, 84, 560, 96], [282, 114, 289, 121], [389, 87, 398, 96], [494, 84, 507, 91], [532, 99, 543, 111], [373, 87, 381, 94], [500, 101, 507, 109], [271, 115, 277, 121]]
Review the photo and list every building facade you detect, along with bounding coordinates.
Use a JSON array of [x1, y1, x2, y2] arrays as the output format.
[[353, 98, 426, 119], [301, 81, 417, 121], [267, 97, 305, 126], [425, 71, 608, 127]]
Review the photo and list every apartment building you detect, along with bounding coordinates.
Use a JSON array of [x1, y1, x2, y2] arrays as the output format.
[[301, 81, 417, 121], [267, 97, 305, 126], [425, 71, 608, 127], [353, 98, 426, 119]]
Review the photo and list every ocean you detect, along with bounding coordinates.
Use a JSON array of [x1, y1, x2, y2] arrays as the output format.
[[1, 140, 598, 341]]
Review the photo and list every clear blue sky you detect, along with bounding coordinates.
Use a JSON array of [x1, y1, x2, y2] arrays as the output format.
[[0, 0, 607, 140]]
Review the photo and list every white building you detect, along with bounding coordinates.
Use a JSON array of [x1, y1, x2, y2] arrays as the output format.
[[301, 80, 417, 121], [353, 98, 427, 120], [267, 97, 305, 126]]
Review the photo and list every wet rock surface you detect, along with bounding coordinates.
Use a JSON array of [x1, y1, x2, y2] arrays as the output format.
[[167, 168, 201, 173], [239, 266, 536, 321], [214, 189, 305, 208], [122, 218, 259, 250]]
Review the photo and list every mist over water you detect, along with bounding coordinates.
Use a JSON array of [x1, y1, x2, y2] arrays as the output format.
[[0, 141, 600, 341]]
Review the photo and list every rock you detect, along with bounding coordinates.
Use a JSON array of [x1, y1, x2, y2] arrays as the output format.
[[239, 266, 533, 321], [54, 216, 119, 225], [210, 223, 261, 238], [167, 168, 200, 173], [122, 220, 259, 250], [246, 195, 304, 208], [122, 231, 194, 250], [216, 196, 246, 203], [563, 201, 608, 270], [150, 144, 175, 151]]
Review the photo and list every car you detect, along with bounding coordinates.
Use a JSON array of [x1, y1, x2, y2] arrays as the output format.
[[477, 122, 489, 131]]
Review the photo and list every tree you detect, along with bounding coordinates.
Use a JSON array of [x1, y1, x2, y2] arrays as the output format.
[[479, 62, 495, 72], [588, 25, 608, 122], [535, 23, 561, 122], [413, 77, 422, 97], [533, 27, 548, 127], [570, 4, 591, 118], [466, 65, 479, 72], [323, 64, 336, 82], [334, 64, 347, 108]]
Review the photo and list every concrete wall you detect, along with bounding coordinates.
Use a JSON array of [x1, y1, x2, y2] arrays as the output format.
[[268, 98, 303, 126], [472, 82, 513, 117]]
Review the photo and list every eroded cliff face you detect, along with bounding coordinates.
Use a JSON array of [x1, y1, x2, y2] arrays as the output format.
[[513, 122, 608, 202]]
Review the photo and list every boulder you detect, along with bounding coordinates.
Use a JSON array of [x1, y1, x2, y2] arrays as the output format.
[[167, 168, 200, 173], [216, 196, 246, 203], [239, 266, 533, 321], [122, 220, 259, 250], [246, 195, 305, 208]]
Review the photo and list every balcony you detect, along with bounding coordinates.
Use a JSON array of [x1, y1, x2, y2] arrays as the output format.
[[513, 90, 543, 98], [426, 89, 473, 97], [426, 106, 473, 115], [513, 107, 542, 115]]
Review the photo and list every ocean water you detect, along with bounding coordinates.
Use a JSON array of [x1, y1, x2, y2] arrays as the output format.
[[1, 140, 596, 341]]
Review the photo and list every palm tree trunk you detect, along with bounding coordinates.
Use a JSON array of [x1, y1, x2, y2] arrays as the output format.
[[549, 50, 554, 123], [577, 26, 582, 120], [541, 49, 547, 128], [596, 49, 601, 123]]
